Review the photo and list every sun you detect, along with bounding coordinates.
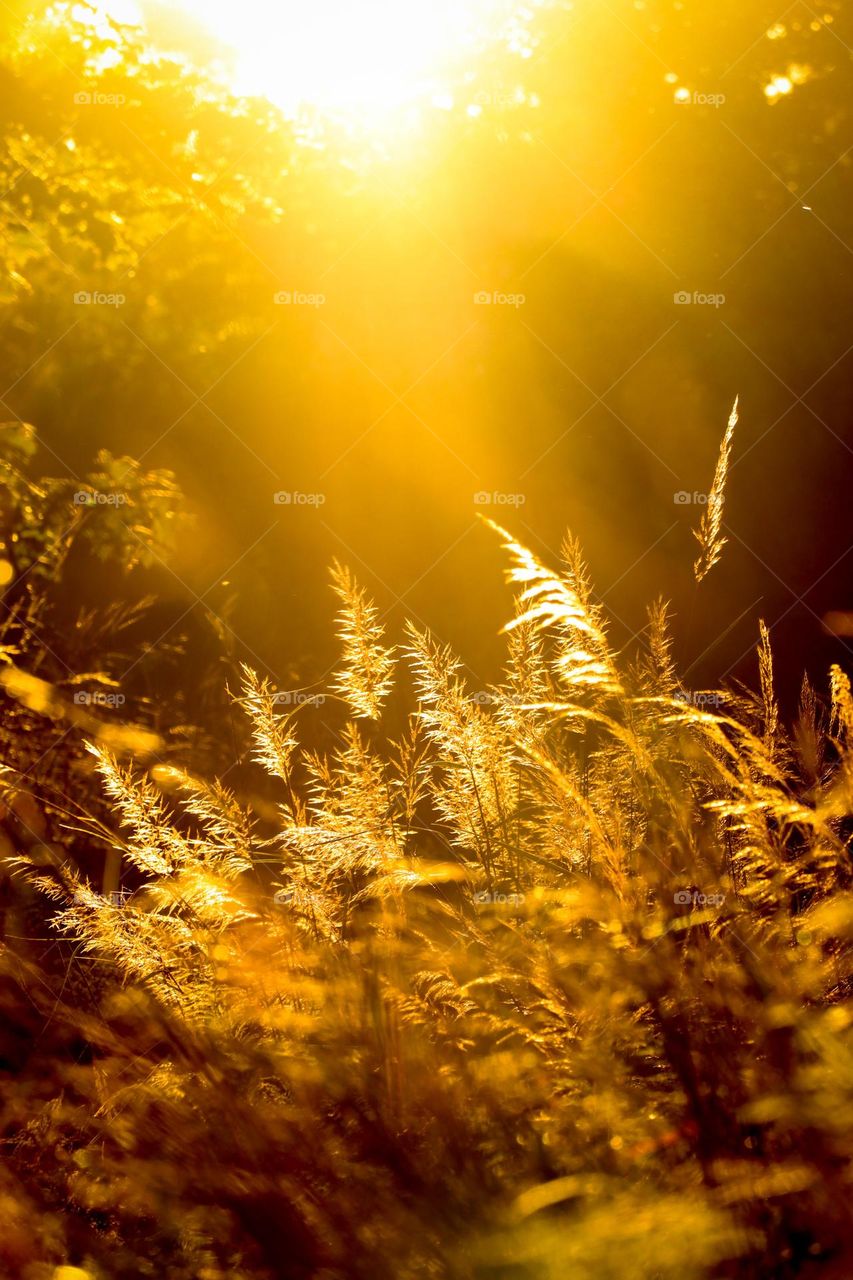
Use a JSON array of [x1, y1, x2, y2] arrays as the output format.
[[150, 0, 535, 120]]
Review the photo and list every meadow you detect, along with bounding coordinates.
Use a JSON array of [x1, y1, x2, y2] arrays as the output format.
[[2, 412, 853, 1277], [1, 3, 852, 1277]]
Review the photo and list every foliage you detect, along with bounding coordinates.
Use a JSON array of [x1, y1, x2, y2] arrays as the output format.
[[0, 421, 185, 585], [0, 421, 192, 898]]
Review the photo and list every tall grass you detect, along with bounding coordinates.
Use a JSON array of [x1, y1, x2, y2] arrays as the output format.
[[2, 518, 853, 1280]]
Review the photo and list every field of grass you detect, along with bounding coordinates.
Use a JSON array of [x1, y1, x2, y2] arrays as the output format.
[[2, 4, 853, 1276], [1, 479, 852, 1279]]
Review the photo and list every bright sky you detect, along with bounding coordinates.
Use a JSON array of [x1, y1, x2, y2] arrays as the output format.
[[98, 0, 536, 117]]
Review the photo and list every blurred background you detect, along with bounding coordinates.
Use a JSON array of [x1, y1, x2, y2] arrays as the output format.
[[1, 0, 852, 718]]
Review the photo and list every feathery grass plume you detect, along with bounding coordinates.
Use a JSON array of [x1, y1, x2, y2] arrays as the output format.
[[329, 559, 395, 719], [299, 721, 401, 875], [87, 743, 186, 876], [387, 718, 431, 836], [561, 529, 606, 636], [405, 620, 519, 880], [830, 663, 853, 743], [61, 751, 259, 1019], [757, 619, 779, 753], [482, 517, 621, 698], [794, 673, 823, 783], [494, 609, 555, 754], [693, 395, 739, 583], [642, 596, 678, 695], [237, 663, 299, 789], [175, 772, 255, 859]]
